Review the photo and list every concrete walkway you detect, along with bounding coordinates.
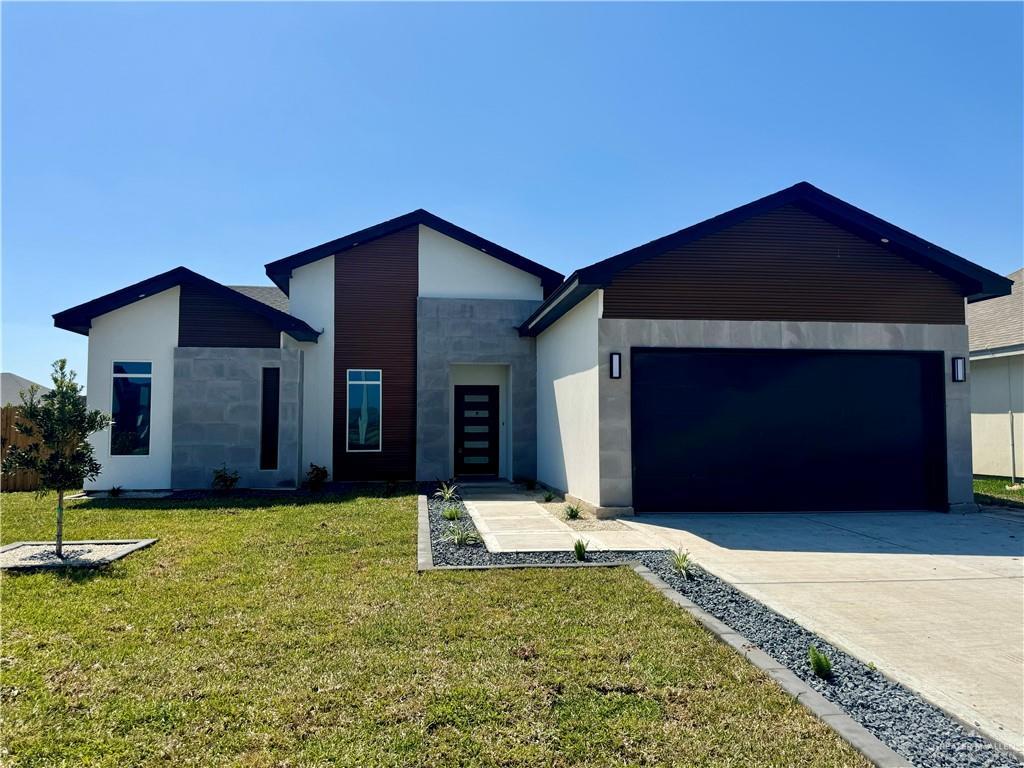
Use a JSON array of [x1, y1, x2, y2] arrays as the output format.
[[461, 486, 663, 553], [622, 510, 1024, 753]]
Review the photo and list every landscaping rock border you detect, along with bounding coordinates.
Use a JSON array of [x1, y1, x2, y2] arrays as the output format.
[[422, 495, 1023, 768], [0, 539, 158, 571]]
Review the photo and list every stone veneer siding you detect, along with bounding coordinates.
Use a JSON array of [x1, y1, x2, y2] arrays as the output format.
[[597, 319, 974, 513], [171, 347, 302, 489], [416, 298, 540, 482]]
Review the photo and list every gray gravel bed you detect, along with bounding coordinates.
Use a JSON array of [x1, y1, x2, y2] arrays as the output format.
[[427, 496, 1022, 768]]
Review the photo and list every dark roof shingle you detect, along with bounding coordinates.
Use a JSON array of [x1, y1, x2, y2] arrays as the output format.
[[968, 268, 1022, 353], [228, 285, 289, 313]]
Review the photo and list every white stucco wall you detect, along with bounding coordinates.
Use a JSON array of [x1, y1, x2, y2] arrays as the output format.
[[535, 291, 601, 502], [86, 287, 180, 489], [970, 354, 1024, 478], [287, 256, 335, 475], [417, 225, 543, 301]]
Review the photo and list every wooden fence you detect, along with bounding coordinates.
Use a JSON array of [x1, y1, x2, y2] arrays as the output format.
[[1, 405, 39, 492]]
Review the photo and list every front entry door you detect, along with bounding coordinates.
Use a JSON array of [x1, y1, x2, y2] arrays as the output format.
[[454, 385, 499, 477]]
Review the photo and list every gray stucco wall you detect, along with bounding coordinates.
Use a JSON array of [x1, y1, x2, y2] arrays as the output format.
[[597, 319, 974, 512], [417, 298, 540, 481], [171, 347, 302, 489]]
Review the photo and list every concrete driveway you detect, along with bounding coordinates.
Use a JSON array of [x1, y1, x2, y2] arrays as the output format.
[[624, 510, 1024, 752]]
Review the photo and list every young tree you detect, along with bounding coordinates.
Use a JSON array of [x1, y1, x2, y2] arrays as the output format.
[[1, 359, 112, 558]]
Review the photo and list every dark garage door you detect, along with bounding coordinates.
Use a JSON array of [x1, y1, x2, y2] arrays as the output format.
[[631, 348, 947, 512]]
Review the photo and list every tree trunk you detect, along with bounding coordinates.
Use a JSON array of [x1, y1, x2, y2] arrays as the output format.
[[55, 490, 64, 559]]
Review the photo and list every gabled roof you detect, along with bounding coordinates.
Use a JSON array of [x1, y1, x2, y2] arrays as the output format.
[[265, 209, 564, 296], [968, 268, 1022, 355], [520, 182, 1014, 336], [53, 267, 320, 342]]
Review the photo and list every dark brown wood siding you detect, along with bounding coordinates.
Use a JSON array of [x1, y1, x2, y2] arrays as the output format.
[[178, 283, 282, 348], [602, 205, 965, 324], [333, 227, 418, 480]]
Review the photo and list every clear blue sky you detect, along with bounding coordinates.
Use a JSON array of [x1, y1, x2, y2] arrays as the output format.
[[3, 2, 1021, 387]]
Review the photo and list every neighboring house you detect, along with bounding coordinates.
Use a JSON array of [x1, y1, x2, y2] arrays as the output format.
[[967, 268, 1022, 481], [53, 183, 1011, 513], [1, 373, 50, 407]]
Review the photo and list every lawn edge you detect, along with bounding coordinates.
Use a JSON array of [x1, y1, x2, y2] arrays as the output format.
[[632, 565, 913, 768], [417, 495, 434, 571], [417, 494, 912, 768], [0, 538, 159, 571]]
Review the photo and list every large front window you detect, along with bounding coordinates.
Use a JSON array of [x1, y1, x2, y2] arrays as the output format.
[[347, 369, 382, 452], [111, 361, 152, 456]]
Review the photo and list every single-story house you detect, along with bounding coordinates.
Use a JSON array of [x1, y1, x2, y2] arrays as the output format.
[[967, 267, 1022, 481], [54, 182, 1012, 513]]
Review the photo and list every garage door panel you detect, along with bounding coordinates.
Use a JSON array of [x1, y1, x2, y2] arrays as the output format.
[[631, 348, 946, 512]]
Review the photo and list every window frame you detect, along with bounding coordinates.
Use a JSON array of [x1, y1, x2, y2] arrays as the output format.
[[345, 368, 383, 453], [110, 359, 153, 457]]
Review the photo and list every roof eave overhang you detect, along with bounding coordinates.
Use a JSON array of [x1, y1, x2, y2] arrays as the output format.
[[520, 183, 1014, 334], [969, 343, 1024, 360], [265, 209, 563, 298], [519, 276, 601, 337], [53, 267, 321, 344]]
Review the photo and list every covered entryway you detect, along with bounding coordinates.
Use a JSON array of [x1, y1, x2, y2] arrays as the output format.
[[631, 348, 947, 512], [450, 364, 511, 480]]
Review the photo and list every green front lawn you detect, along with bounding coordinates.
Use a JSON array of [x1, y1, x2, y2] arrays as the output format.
[[974, 476, 1024, 509], [1, 491, 865, 767]]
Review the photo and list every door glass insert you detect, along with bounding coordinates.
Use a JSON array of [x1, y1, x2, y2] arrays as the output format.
[[454, 384, 500, 476]]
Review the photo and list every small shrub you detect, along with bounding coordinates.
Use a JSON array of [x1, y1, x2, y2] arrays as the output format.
[[808, 645, 833, 680], [565, 504, 582, 520], [433, 481, 460, 503], [543, 491, 555, 503], [108, 486, 123, 498], [441, 506, 461, 521], [573, 538, 588, 561], [444, 522, 481, 546], [670, 549, 693, 578], [212, 465, 240, 491], [306, 463, 328, 492]]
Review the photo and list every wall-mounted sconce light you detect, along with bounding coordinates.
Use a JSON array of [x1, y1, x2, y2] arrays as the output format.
[[951, 356, 966, 382], [610, 352, 621, 379]]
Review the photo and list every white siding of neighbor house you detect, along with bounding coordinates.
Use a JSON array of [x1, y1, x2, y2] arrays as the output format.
[[86, 287, 180, 490], [535, 291, 601, 502], [417, 225, 544, 301], [970, 354, 1024, 478], [287, 256, 335, 476]]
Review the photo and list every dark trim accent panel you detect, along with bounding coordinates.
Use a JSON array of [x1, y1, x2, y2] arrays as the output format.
[[178, 282, 283, 348], [260, 367, 280, 470], [53, 266, 320, 342], [266, 209, 563, 297], [333, 227, 418, 480], [520, 182, 1011, 336], [601, 205, 966, 325]]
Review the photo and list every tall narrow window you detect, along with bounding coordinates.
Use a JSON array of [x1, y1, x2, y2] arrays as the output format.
[[347, 369, 382, 452], [260, 367, 280, 470], [111, 361, 152, 456]]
